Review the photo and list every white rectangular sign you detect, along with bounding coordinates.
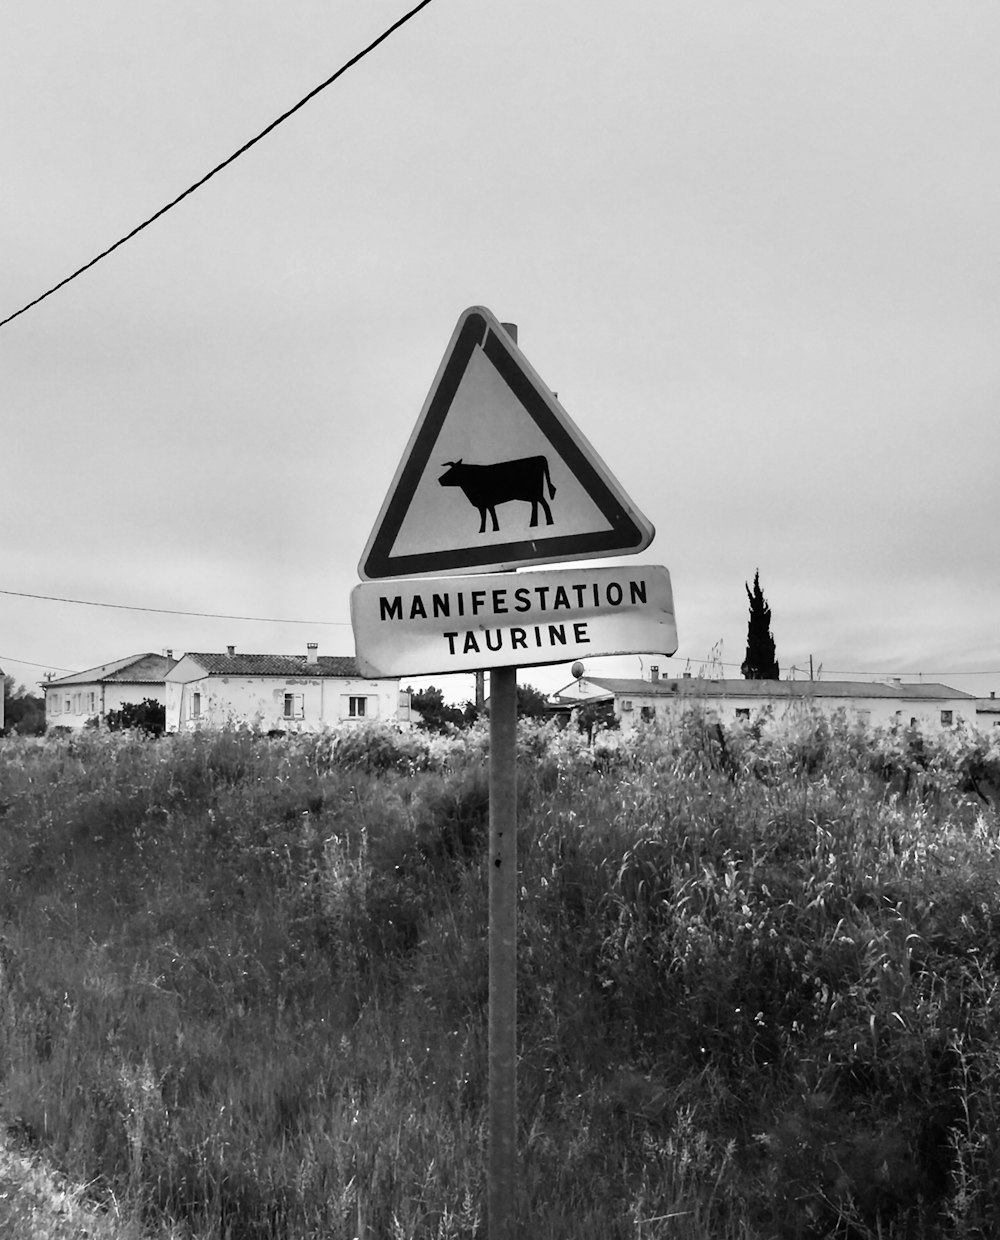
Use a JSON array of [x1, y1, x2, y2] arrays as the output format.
[[351, 564, 677, 677]]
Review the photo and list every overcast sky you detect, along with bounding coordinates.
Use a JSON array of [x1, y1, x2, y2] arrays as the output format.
[[4, 1, 999, 704]]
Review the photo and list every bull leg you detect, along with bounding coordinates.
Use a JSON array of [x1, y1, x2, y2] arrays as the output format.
[[478, 506, 499, 534], [530, 498, 554, 527]]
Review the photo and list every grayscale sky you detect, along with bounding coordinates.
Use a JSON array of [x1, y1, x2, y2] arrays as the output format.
[[4, 1, 999, 703]]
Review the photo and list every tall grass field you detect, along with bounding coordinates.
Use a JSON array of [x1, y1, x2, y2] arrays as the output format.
[[2, 713, 1000, 1238]]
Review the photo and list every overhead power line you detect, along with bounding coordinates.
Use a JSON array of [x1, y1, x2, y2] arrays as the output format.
[[0, 0, 437, 329], [4, 592, 996, 680], [0, 587, 350, 626], [0, 655, 77, 674], [811, 668, 1000, 678]]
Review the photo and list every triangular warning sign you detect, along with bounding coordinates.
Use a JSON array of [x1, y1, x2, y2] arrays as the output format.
[[358, 306, 654, 580]]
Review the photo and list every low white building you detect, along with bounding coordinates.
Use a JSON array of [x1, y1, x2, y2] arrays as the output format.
[[550, 672, 978, 734], [164, 645, 405, 733], [44, 653, 177, 729]]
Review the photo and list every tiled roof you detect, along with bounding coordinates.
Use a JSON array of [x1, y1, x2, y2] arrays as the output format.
[[183, 653, 362, 678], [564, 677, 975, 702], [45, 653, 177, 687]]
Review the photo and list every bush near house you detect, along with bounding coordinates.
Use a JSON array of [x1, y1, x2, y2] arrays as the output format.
[[0, 717, 999, 1238], [1, 677, 45, 737], [103, 698, 166, 736]]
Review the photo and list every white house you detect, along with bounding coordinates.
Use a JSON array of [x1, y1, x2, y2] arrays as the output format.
[[976, 694, 1000, 728], [164, 645, 405, 733], [44, 653, 177, 730], [550, 671, 978, 734]]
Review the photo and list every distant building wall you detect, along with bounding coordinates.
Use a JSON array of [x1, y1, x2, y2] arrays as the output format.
[[555, 676, 977, 736], [165, 673, 399, 733], [615, 689, 973, 734], [976, 695, 1000, 729], [45, 683, 167, 729]]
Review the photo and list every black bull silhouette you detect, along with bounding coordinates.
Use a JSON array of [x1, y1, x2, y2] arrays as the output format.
[[438, 456, 557, 534]]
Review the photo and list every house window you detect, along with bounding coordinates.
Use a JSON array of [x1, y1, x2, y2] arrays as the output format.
[[640, 706, 656, 721], [621, 700, 633, 712], [735, 708, 750, 721], [87, 692, 96, 713], [191, 692, 201, 718], [940, 710, 954, 726], [348, 696, 367, 718], [283, 693, 305, 720], [49, 696, 59, 715], [64, 698, 71, 713]]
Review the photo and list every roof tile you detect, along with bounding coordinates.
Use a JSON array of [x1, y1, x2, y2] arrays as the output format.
[[184, 653, 362, 678], [565, 677, 975, 701], [46, 653, 177, 687]]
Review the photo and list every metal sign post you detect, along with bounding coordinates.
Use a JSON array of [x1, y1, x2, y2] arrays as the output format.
[[489, 323, 518, 1240], [488, 664, 518, 1239]]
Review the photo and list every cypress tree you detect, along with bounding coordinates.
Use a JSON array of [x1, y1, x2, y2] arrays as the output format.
[[741, 570, 780, 680]]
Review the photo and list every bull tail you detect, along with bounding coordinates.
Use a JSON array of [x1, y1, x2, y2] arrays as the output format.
[[542, 457, 556, 500]]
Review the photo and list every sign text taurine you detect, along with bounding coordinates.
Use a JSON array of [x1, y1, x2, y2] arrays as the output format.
[[351, 564, 677, 677]]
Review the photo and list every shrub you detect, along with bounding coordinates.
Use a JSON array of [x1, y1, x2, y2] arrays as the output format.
[[1, 717, 999, 1237], [104, 698, 166, 736]]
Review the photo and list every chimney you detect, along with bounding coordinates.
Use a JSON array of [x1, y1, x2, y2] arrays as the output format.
[[306, 642, 319, 665], [992, 691, 996, 700], [165, 649, 173, 660], [650, 665, 659, 682], [227, 645, 235, 657]]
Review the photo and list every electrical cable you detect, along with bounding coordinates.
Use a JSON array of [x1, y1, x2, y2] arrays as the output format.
[[0, 587, 350, 625], [0, 0, 437, 329], [0, 655, 77, 674], [3, 591, 996, 680]]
